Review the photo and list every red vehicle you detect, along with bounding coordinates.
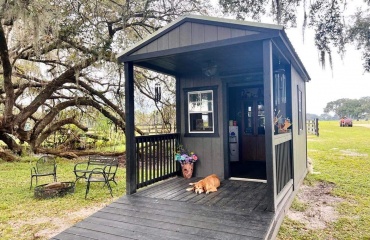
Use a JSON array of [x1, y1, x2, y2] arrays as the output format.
[[340, 117, 353, 127]]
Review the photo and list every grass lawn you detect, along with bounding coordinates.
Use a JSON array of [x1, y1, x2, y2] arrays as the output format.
[[278, 121, 370, 239], [0, 156, 126, 240], [1, 121, 370, 239]]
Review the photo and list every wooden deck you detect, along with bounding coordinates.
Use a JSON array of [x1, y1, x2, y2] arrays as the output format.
[[52, 177, 275, 240]]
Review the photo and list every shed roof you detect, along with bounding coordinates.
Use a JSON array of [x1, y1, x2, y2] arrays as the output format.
[[118, 15, 310, 81]]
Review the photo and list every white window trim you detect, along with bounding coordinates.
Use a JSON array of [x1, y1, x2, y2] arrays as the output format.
[[187, 90, 215, 134]]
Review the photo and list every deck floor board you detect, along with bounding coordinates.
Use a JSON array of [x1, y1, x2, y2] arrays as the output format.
[[107, 200, 270, 229], [52, 177, 275, 240]]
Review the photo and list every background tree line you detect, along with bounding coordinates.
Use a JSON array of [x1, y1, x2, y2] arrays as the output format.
[[323, 97, 370, 119], [307, 97, 370, 120]]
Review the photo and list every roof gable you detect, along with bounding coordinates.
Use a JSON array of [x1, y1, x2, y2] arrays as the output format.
[[117, 15, 310, 81], [120, 15, 283, 58]]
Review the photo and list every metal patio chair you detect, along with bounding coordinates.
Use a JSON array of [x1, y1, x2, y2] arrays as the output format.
[[30, 156, 57, 189], [74, 156, 118, 184], [84, 159, 118, 199]]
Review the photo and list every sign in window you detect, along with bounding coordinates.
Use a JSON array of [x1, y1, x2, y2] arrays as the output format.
[[188, 90, 214, 133]]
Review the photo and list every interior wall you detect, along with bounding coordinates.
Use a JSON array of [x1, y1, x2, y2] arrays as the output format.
[[180, 74, 224, 179]]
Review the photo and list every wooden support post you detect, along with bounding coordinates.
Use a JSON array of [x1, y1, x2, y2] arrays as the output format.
[[175, 76, 181, 135], [263, 40, 277, 212], [175, 76, 181, 174], [125, 61, 137, 195], [222, 81, 229, 178]]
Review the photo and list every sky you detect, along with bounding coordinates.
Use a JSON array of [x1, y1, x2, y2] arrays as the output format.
[[210, 0, 370, 115], [286, 23, 370, 115]]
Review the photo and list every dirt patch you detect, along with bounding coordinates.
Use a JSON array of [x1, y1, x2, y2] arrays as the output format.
[[9, 205, 106, 239], [287, 182, 343, 230], [356, 124, 370, 128], [340, 149, 368, 157], [307, 138, 320, 142]]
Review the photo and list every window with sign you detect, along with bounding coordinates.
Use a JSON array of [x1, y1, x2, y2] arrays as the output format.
[[298, 86, 303, 135], [184, 86, 218, 137]]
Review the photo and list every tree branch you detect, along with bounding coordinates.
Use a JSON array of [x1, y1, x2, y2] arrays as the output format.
[[34, 117, 88, 148]]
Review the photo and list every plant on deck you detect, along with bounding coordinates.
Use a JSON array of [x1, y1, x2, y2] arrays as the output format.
[[174, 145, 198, 164]]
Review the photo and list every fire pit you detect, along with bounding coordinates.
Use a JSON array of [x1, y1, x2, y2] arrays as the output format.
[[34, 182, 75, 199]]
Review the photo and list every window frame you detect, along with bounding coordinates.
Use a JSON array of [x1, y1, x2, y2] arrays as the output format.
[[184, 86, 219, 137]]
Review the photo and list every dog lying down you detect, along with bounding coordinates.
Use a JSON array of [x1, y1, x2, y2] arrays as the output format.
[[186, 174, 220, 194]]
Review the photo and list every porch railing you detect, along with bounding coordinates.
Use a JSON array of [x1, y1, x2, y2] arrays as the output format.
[[275, 140, 292, 194], [135, 133, 180, 189]]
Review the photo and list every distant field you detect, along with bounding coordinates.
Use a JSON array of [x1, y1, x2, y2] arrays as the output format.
[[278, 120, 370, 239]]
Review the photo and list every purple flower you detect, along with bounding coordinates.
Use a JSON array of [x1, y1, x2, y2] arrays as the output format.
[[175, 145, 199, 164]]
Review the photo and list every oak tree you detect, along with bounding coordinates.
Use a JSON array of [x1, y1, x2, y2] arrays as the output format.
[[0, 0, 210, 160], [219, 0, 370, 71]]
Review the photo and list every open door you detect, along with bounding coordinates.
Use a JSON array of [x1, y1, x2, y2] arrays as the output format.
[[228, 86, 267, 180]]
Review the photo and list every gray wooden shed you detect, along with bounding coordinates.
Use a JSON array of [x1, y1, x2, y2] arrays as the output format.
[[119, 14, 310, 216]]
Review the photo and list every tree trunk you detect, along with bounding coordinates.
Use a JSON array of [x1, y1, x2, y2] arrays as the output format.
[[0, 133, 22, 155], [0, 23, 15, 125], [36, 148, 125, 158], [0, 148, 20, 162]]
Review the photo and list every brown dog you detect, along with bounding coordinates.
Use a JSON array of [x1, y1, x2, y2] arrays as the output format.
[[186, 174, 220, 194]]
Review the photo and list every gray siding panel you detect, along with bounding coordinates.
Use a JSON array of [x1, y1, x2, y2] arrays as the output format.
[[199, 138, 209, 176], [147, 41, 158, 53], [291, 67, 307, 190], [204, 25, 218, 42], [191, 23, 205, 45], [134, 46, 147, 55], [180, 22, 192, 47], [157, 34, 169, 51], [169, 27, 180, 49], [217, 26, 232, 40], [212, 138, 223, 178], [180, 75, 224, 179], [130, 22, 260, 56], [231, 29, 246, 38]]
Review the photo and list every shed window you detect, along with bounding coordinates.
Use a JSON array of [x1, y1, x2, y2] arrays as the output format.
[[298, 86, 303, 134], [188, 90, 214, 133], [184, 86, 218, 137]]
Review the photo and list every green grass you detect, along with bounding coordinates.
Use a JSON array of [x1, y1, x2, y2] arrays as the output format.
[[2, 121, 370, 239], [278, 121, 370, 239], [0, 156, 126, 240]]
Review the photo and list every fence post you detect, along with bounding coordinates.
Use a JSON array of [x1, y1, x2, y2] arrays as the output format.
[[315, 118, 319, 136], [306, 118, 319, 136]]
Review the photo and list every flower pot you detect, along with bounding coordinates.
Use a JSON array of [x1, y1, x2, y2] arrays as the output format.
[[181, 162, 194, 179]]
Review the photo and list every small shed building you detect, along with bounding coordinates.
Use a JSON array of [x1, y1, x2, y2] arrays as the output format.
[[119, 14, 310, 217]]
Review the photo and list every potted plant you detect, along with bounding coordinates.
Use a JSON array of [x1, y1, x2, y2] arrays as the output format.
[[175, 145, 198, 179]]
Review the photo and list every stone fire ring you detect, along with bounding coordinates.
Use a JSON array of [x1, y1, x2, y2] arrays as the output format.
[[34, 182, 75, 199]]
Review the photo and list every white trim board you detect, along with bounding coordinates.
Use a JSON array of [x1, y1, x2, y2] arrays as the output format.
[[229, 177, 267, 183]]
